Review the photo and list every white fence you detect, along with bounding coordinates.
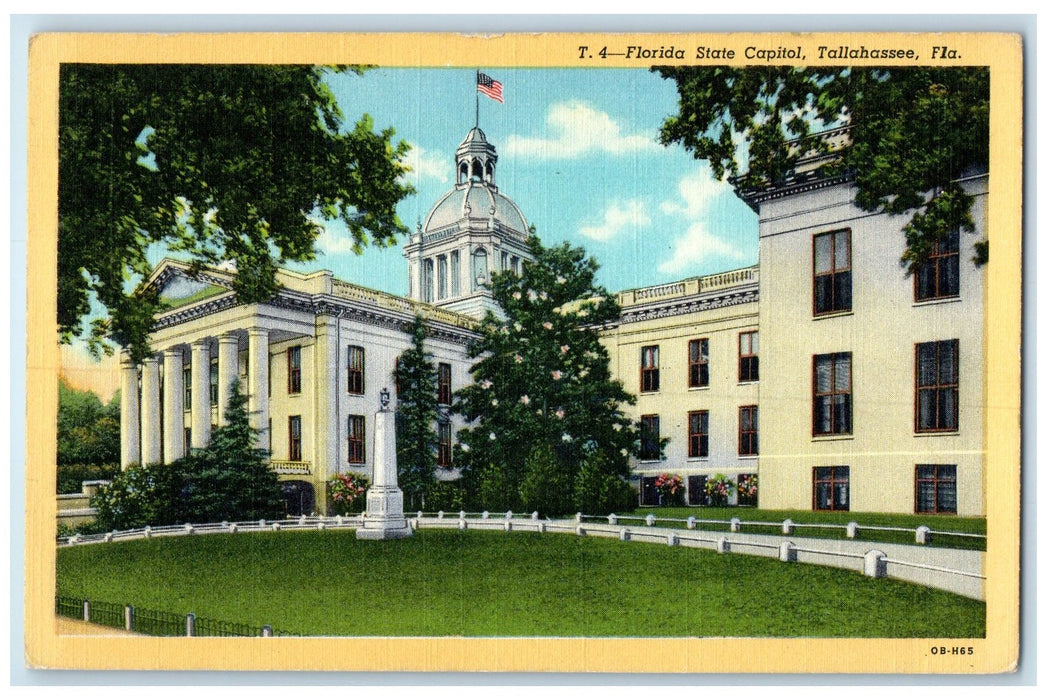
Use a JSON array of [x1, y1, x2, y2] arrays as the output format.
[[58, 511, 985, 600]]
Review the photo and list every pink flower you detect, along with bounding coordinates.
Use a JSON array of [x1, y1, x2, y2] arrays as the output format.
[[527, 290, 538, 301], [520, 395, 531, 406], [514, 354, 523, 364], [555, 409, 565, 419], [560, 344, 570, 354], [480, 379, 493, 390], [542, 321, 553, 330], [512, 291, 522, 300], [551, 370, 562, 380]]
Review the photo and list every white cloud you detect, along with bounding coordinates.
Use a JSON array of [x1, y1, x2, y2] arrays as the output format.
[[579, 199, 650, 242], [503, 101, 657, 160], [316, 225, 358, 256], [401, 145, 449, 185], [659, 169, 730, 219], [657, 222, 747, 275]]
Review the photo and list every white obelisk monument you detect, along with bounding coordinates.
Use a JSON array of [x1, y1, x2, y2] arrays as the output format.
[[357, 387, 413, 540]]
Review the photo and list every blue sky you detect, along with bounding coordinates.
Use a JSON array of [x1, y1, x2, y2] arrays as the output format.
[[279, 67, 759, 296]]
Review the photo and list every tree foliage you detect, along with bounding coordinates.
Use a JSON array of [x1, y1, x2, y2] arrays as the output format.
[[394, 316, 440, 510], [59, 64, 414, 362], [57, 379, 120, 466], [655, 66, 990, 270], [93, 378, 284, 529], [454, 236, 640, 515]]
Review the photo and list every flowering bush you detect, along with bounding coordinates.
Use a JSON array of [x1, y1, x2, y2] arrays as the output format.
[[654, 473, 684, 506], [704, 473, 736, 507], [736, 473, 758, 506], [328, 472, 369, 515]]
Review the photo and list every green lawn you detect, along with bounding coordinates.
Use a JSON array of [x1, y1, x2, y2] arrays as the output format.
[[57, 529, 985, 638], [620, 507, 987, 551]]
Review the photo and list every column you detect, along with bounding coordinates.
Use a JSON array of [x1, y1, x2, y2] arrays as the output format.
[[119, 352, 140, 469], [190, 340, 211, 449], [140, 356, 161, 465], [314, 318, 339, 482], [248, 328, 270, 452], [217, 333, 239, 426], [162, 348, 185, 463]]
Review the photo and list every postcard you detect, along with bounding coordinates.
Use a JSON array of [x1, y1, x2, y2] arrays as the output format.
[[25, 30, 1022, 673]]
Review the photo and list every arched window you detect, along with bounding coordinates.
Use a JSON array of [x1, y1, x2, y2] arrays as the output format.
[[472, 248, 488, 290], [423, 259, 434, 302], [458, 162, 469, 184], [485, 161, 495, 183], [471, 159, 483, 181]]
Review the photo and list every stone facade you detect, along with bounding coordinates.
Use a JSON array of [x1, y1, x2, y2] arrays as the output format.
[[120, 126, 987, 517]]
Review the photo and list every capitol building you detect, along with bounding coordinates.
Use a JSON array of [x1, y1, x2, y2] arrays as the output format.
[[119, 125, 987, 518]]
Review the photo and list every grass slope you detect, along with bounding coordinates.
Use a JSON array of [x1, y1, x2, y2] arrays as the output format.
[[56, 529, 985, 638]]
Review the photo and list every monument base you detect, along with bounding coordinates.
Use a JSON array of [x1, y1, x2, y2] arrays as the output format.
[[356, 486, 413, 540]]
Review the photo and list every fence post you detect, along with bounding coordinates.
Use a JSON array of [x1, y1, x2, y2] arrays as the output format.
[[666, 532, 678, 546], [619, 528, 630, 542], [186, 613, 196, 637], [864, 550, 887, 578], [645, 514, 655, 527], [686, 516, 696, 530], [82, 599, 90, 622], [778, 541, 797, 562], [125, 605, 134, 632], [608, 514, 617, 525], [730, 517, 741, 532], [846, 521, 859, 539], [716, 537, 729, 554], [261, 625, 273, 638], [915, 525, 932, 544], [781, 519, 794, 535]]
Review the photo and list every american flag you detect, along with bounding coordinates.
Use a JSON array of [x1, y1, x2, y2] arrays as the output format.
[[477, 72, 504, 103]]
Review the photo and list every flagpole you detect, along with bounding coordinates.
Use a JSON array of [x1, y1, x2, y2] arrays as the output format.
[[475, 70, 480, 128]]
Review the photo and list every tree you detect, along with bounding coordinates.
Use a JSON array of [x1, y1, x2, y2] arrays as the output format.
[[59, 64, 414, 362], [92, 378, 284, 529], [454, 235, 640, 515], [57, 379, 120, 466], [180, 377, 285, 523], [393, 316, 440, 510], [655, 66, 990, 270]]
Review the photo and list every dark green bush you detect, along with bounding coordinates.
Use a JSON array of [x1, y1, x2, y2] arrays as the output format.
[[57, 463, 119, 495]]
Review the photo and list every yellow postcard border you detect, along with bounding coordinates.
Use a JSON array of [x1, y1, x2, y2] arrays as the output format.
[[25, 31, 1023, 674]]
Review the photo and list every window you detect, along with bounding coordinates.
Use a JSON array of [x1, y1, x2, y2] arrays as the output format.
[[438, 363, 452, 405], [916, 340, 959, 432], [689, 338, 709, 388], [288, 415, 302, 461], [209, 358, 219, 406], [916, 229, 960, 301], [813, 466, 850, 511], [184, 427, 191, 450], [183, 367, 192, 407], [438, 422, 452, 468], [739, 331, 759, 382], [450, 251, 460, 297], [688, 410, 709, 458], [813, 352, 852, 435], [915, 464, 958, 514], [687, 475, 708, 506], [639, 415, 660, 461], [640, 346, 660, 392], [738, 406, 758, 456], [287, 345, 302, 394], [347, 346, 365, 395], [437, 255, 448, 300], [814, 229, 852, 314], [347, 415, 366, 464]]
